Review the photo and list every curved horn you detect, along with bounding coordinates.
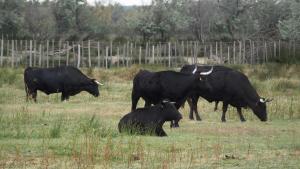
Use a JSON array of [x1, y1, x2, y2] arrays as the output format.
[[259, 98, 265, 103], [94, 80, 103, 86], [200, 66, 213, 75], [192, 65, 197, 74], [265, 98, 273, 102]]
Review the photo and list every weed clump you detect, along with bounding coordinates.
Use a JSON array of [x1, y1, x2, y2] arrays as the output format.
[[80, 115, 117, 138]]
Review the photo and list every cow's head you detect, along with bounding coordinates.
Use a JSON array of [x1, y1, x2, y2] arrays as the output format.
[[252, 98, 272, 121], [160, 101, 182, 124], [193, 66, 214, 92], [85, 79, 103, 97]]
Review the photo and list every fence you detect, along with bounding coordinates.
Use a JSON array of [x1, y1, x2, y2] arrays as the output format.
[[0, 39, 299, 68]]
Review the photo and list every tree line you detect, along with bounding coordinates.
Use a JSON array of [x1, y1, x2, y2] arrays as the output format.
[[0, 0, 299, 43]]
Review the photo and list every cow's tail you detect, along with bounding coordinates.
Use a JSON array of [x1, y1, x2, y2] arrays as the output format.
[[24, 67, 32, 102]]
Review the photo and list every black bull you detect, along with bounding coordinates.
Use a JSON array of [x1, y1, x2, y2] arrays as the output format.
[[131, 67, 213, 127], [24, 66, 102, 102], [180, 65, 272, 122]]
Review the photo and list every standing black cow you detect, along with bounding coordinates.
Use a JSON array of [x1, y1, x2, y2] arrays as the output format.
[[131, 67, 213, 127], [118, 101, 182, 136], [24, 66, 103, 102], [180, 65, 271, 122]]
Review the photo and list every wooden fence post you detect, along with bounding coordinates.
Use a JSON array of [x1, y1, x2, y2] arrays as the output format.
[[220, 42, 223, 64], [210, 43, 212, 60], [39, 43, 42, 67], [11, 40, 14, 68], [264, 41, 268, 63], [7, 39, 9, 65], [58, 40, 61, 66], [0, 36, 3, 66], [243, 40, 246, 64], [117, 46, 120, 67], [81, 41, 84, 66], [250, 40, 253, 64], [278, 40, 281, 59], [15, 40, 18, 66], [152, 45, 155, 64], [46, 40, 49, 68], [72, 42, 76, 67], [215, 42, 218, 61], [157, 43, 160, 64], [233, 41, 236, 64], [33, 40, 36, 66], [77, 44, 81, 68], [168, 42, 171, 67], [52, 40, 55, 67], [239, 41, 242, 64], [130, 43, 133, 65], [105, 46, 108, 69], [88, 40, 91, 67], [174, 41, 178, 65], [66, 41, 69, 66], [30, 40, 33, 67], [139, 46, 142, 65], [227, 44, 230, 64], [97, 41, 100, 67], [145, 42, 148, 64]]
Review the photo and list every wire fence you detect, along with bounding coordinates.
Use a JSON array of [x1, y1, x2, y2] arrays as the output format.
[[0, 39, 299, 68]]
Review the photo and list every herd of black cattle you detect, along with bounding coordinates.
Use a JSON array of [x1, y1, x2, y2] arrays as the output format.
[[24, 65, 272, 137]]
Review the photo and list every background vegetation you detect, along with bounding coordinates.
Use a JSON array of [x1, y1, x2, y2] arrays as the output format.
[[0, 64, 299, 168], [0, 0, 300, 42]]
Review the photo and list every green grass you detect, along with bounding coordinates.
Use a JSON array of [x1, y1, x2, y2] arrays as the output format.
[[0, 64, 300, 168]]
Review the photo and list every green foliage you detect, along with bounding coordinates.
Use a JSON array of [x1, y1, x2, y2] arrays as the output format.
[[279, 1, 300, 40], [80, 115, 118, 138], [0, 68, 18, 86], [50, 120, 62, 138]]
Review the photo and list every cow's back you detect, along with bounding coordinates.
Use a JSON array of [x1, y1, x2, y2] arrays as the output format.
[[223, 71, 259, 104]]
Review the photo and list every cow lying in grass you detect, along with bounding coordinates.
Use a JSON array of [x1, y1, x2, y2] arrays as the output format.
[[118, 101, 182, 137]]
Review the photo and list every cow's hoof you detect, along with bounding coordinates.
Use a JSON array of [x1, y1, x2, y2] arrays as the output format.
[[189, 117, 194, 120], [196, 118, 202, 121], [170, 125, 179, 128], [241, 119, 246, 122], [221, 119, 226, 122]]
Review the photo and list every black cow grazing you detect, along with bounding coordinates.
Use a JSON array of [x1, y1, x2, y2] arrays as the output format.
[[180, 65, 272, 122], [118, 101, 182, 137], [131, 67, 213, 127], [24, 66, 103, 102]]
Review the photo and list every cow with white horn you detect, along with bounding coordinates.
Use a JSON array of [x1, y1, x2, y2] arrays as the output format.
[[131, 67, 213, 127]]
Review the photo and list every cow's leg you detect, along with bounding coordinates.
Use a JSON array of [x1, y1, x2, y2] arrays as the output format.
[[131, 89, 140, 111], [236, 107, 246, 122], [61, 92, 67, 102], [144, 101, 151, 108], [25, 84, 29, 102], [187, 98, 194, 120], [221, 102, 229, 122], [214, 101, 219, 111], [170, 120, 179, 128], [156, 127, 167, 137], [192, 96, 201, 121], [32, 90, 37, 103]]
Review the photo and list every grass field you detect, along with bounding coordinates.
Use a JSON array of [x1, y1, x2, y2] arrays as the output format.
[[0, 64, 300, 169]]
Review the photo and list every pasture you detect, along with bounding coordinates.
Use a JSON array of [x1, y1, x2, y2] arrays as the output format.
[[0, 64, 300, 169]]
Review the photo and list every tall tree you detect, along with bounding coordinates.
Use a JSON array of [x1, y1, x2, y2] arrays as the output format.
[[279, 0, 300, 40], [0, 0, 26, 38]]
